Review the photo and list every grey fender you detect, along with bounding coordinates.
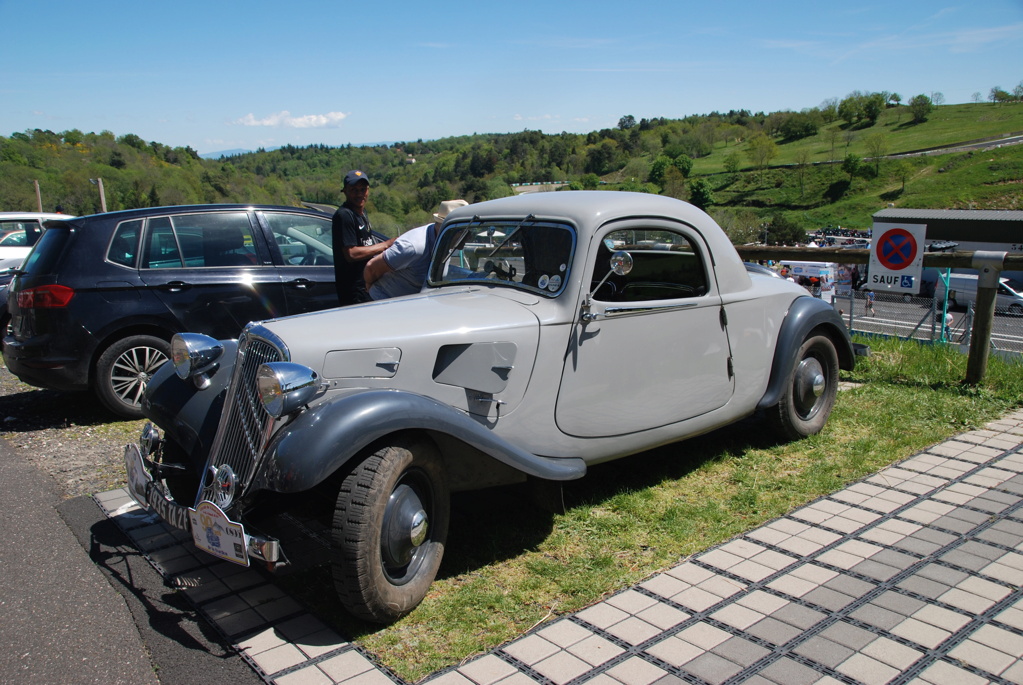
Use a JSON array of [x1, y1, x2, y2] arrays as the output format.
[[254, 389, 588, 493], [142, 339, 238, 468], [756, 296, 855, 411]]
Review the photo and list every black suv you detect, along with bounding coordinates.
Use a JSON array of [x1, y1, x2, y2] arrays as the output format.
[[3, 204, 370, 418]]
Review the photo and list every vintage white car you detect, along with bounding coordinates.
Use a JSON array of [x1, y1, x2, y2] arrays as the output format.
[[125, 191, 855, 624]]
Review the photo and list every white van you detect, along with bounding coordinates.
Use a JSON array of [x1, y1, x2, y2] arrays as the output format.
[[780, 260, 837, 303], [935, 273, 1023, 315]]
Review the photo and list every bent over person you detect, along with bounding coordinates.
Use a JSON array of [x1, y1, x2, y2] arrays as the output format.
[[332, 170, 395, 305], [364, 199, 468, 300]]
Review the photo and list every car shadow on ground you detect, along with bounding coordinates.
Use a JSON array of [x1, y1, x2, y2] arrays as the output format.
[[0, 385, 118, 432], [272, 413, 787, 640]]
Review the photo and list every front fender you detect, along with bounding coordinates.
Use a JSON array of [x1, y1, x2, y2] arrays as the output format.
[[142, 339, 238, 468], [757, 296, 854, 410], [255, 389, 588, 493]]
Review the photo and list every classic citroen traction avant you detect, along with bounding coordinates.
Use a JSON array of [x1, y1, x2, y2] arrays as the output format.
[[125, 191, 855, 623]]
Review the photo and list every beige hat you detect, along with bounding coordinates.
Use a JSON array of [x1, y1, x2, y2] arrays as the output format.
[[433, 199, 468, 224]]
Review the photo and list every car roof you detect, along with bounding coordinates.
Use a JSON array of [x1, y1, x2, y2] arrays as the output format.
[[445, 191, 713, 227], [63, 204, 329, 223]]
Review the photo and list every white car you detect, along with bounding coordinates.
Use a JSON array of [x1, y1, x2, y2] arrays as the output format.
[[127, 191, 856, 623], [0, 212, 73, 272]]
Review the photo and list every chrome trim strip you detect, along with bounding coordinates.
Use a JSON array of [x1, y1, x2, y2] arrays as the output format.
[[604, 302, 700, 316]]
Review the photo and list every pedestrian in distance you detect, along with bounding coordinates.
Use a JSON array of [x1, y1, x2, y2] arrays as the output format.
[[331, 170, 396, 306], [365, 199, 469, 300], [865, 288, 876, 317]]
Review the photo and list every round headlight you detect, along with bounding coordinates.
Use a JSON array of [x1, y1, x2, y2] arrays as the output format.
[[171, 333, 224, 380], [139, 423, 161, 458], [256, 362, 319, 418]]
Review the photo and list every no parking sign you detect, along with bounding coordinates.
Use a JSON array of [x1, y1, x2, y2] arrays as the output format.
[[869, 223, 926, 293]]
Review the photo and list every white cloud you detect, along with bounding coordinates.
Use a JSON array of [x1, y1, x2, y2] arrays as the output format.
[[233, 110, 349, 128], [513, 113, 557, 122]]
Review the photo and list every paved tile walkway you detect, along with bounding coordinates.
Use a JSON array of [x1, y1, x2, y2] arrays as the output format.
[[98, 410, 1023, 685]]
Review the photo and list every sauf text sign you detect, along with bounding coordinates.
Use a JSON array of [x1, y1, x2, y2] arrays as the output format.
[[869, 223, 926, 293]]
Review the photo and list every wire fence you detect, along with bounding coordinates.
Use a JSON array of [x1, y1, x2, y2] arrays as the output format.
[[804, 288, 1023, 356]]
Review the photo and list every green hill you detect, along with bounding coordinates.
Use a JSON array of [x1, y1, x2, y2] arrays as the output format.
[[2, 100, 1022, 241]]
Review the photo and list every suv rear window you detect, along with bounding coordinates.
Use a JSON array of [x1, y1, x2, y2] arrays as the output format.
[[20, 226, 71, 275]]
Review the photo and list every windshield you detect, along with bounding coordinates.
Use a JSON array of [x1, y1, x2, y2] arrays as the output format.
[[428, 220, 575, 296]]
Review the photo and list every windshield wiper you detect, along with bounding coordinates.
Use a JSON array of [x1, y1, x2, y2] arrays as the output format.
[[439, 215, 482, 267], [486, 214, 536, 258]]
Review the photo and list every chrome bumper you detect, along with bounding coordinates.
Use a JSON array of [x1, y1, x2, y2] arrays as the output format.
[[123, 441, 284, 565]]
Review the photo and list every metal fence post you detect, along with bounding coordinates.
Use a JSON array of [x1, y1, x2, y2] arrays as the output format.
[[847, 288, 855, 330], [964, 251, 1006, 385]]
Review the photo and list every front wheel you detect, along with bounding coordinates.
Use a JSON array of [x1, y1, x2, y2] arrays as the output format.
[[768, 334, 839, 441], [332, 437, 449, 623], [95, 335, 171, 419]]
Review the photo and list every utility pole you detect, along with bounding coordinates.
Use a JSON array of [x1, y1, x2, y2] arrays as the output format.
[[89, 178, 107, 213], [33, 180, 43, 212]]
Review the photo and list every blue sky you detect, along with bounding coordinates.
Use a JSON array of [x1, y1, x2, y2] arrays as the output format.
[[3, 1, 1022, 155]]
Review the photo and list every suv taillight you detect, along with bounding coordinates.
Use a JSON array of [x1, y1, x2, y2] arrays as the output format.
[[17, 284, 75, 308]]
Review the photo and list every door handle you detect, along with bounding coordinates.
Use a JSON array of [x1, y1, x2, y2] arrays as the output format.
[[286, 279, 312, 290], [160, 281, 190, 293]]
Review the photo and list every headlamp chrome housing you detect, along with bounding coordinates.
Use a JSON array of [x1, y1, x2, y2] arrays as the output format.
[[170, 333, 224, 384], [256, 362, 319, 418]]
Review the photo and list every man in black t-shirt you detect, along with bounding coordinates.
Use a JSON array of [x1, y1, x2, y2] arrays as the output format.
[[331, 170, 395, 305]]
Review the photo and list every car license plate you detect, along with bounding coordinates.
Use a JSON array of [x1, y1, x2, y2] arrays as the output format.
[[188, 501, 249, 566], [124, 443, 151, 508]]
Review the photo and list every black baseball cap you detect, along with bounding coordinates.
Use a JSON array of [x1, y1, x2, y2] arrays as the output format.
[[343, 170, 370, 187]]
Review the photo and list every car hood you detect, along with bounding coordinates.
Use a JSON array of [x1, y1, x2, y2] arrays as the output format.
[[255, 288, 542, 416]]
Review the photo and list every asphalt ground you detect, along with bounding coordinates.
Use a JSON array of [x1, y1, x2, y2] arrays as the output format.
[[0, 437, 260, 685]]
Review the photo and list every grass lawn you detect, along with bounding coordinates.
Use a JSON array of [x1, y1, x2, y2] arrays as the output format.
[[281, 336, 1023, 682], [693, 102, 1023, 175]]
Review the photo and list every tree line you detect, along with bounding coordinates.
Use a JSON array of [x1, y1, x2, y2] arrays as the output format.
[[2, 82, 1020, 242]]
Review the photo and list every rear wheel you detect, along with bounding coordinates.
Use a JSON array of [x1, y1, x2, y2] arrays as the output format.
[[768, 334, 839, 440], [95, 335, 170, 419], [332, 437, 449, 623], [1009, 303, 1023, 316]]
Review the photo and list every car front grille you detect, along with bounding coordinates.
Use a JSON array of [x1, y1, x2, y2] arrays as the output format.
[[196, 324, 288, 507]]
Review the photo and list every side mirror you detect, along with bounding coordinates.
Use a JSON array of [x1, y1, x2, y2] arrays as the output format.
[[610, 250, 633, 276], [591, 250, 633, 296], [583, 251, 633, 322]]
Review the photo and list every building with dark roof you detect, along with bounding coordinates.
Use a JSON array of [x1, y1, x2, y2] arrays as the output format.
[[872, 208, 1023, 284]]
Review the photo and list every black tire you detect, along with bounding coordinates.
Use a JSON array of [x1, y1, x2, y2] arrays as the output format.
[[95, 334, 171, 419], [1009, 303, 1023, 317], [332, 437, 449, 624], [768, 334, 839, 441]]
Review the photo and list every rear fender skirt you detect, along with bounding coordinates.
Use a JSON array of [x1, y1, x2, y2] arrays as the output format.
[[756, 297, 855, 410]]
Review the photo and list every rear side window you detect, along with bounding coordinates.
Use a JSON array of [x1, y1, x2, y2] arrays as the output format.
[[141, 212, 257, 269], [593, 229, 709, 302], [108, 220, 142, 267]]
